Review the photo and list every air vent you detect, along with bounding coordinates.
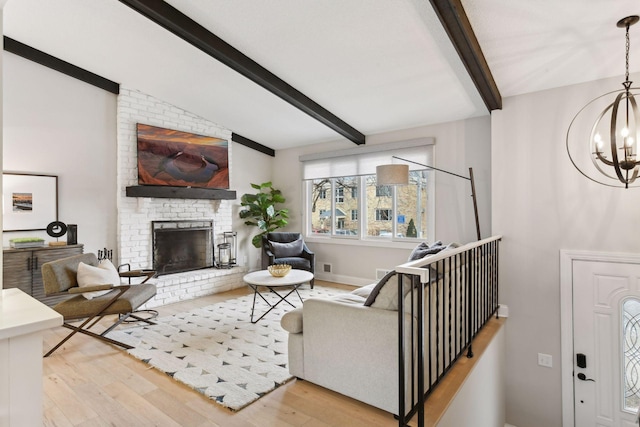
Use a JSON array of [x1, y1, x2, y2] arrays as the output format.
[[323, 263, 332, 273], [376, 269, 392, 280]]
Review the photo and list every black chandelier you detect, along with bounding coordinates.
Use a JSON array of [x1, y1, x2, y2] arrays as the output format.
[[567, 16, 640, 188]]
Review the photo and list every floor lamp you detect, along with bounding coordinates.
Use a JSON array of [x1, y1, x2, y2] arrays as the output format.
[[376, 155, 481, 241]]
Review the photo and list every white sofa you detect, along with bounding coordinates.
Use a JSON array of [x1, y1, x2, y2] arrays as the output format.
[[280, 242, 471, 416], [280, 276, 420, 416]]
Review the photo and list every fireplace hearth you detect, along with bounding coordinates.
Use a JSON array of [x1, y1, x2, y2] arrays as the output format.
[[152, 220, 214, 275]]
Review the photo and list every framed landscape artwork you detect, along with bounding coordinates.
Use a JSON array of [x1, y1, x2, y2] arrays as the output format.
[[136, 123, 229, 189], [3, 173, 58, 232]]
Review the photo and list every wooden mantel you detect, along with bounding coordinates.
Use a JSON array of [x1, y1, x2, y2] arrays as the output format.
[[126, 185, 236, 200]]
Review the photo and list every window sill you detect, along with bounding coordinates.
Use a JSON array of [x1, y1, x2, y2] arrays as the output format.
[[304, 235, 421, 250]]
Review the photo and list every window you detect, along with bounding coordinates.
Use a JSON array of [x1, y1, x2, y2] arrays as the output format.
[[376, 185, 392, 197], [376, 209, 392, 221], [301, 138, 434, 242], [305, 170, 431, 241]]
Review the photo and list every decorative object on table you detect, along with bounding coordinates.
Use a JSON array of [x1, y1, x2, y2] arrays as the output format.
[[97, 247, 113, 262], [376, 157, 481, 240], [46, 221, 67, 246], [66, 224, 77, 245], [105, 285, 347, 411], [136, 123, 229, 189], [223, 231, 237, 265], [217, 242, 231, 268], [267, 263, 291, 277], [9, 237, 45, 249], [2, 173, 58, 232], [239, 181, 289, 248], [567, 15, 640, 188]]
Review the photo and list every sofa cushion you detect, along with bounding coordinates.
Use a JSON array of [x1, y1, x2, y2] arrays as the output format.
[[281, 307, 303, 333], [351, 283, 375, 299], [274, 257, 310, 270], [270, 238, 303, 258], [331, 294, 367, 305], [363, 271, 412, 311]]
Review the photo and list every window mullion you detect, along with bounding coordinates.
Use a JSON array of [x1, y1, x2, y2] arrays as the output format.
[[392, 185, 398, 239], [360, 176, 366, 238]]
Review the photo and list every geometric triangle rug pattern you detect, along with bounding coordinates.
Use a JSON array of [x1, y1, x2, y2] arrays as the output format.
[[106, 285, 348, 411]]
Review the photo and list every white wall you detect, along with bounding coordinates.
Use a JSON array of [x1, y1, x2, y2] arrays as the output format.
[[2, 52, 117, 253], [231, 143, 273, 271], [492, 72, 640, 427], [273, 115, 491, 284], [438, 324, 506, 427]]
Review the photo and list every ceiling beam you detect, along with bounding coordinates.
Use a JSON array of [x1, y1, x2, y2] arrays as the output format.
[[232, 133, 275, 157], [117, 0, 366, 145], [4, 37, 120, 94], [428, 0, 502, 111]]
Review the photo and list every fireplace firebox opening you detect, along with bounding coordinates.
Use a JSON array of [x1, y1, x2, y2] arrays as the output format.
[[152, 220, 214, 275]]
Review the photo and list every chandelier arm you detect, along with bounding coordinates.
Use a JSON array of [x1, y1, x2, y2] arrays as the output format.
[[628, 93, 640, 184], [590, 101, 620, 178], [594, 150, 615, 166], [610, 91, 628, 183]]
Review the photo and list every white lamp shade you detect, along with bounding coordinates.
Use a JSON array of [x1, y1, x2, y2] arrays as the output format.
[[376, 164, 409, 185]]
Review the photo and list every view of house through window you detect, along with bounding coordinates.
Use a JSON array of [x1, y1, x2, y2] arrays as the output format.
[[308, 170, 429, 240]]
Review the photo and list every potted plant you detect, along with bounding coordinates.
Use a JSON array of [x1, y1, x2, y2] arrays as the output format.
[[239, 181, 289, 248]]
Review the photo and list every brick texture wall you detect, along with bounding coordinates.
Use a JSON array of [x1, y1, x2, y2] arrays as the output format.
[[116, 87, 247, 308]]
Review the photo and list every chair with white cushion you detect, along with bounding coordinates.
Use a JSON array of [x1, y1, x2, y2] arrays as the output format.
[[41, 253, 156, 357]]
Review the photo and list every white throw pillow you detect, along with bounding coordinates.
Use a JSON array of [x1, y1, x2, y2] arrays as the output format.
[[77, 259, 120, 300]]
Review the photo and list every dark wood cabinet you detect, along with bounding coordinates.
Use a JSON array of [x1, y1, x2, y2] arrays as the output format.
[[3, 244, 84, 306]]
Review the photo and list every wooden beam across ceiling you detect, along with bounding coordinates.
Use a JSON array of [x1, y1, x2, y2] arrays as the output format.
[[3, 37, 120, 94], [118, 0, 366, 145], [428, 0, 502, 111]]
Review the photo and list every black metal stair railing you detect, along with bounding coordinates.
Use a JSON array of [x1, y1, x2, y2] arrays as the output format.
[[395, 236, 502, 427]]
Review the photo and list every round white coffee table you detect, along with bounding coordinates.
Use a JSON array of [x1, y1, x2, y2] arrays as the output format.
[[243, 269, 314, 323]]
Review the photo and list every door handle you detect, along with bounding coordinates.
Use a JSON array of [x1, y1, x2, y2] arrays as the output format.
[[577, 373, 595, 382]]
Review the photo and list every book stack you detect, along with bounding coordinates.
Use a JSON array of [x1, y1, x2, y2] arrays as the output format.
[[10, 238, 45, 249]]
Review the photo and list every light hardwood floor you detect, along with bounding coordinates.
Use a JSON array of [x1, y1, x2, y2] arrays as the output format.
[[41, 280, 503, 427]]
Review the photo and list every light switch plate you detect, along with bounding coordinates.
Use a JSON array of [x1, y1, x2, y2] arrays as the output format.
[[538, 353, 553, 368]]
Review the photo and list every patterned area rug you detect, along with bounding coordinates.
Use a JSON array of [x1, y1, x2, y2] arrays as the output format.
[[107, 285, 347, 411]]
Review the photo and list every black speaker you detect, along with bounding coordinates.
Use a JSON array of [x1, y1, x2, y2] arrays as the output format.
[[67, 224, 77, 245]]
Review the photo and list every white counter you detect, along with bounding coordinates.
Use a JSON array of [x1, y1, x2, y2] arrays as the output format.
[[0, 288, 63, 427]]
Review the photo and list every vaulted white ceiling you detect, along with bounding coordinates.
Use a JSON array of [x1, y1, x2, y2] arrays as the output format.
[[3, 0, 640, 150]]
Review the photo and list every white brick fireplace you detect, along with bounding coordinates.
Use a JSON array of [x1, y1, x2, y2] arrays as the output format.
[[116, 87, 247, 307]]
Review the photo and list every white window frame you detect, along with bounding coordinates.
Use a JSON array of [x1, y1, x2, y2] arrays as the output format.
[[301, 138, 435, 247]]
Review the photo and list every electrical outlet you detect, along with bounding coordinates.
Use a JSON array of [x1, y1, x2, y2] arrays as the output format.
[[538, 353, 552, 368]]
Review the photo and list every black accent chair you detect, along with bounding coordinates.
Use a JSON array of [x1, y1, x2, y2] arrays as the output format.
[[262, 232, 315, 288]]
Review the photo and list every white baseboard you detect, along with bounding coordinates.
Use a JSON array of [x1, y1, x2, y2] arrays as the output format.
[[314, 272, 373, 287], [498, 304, 509, 318]]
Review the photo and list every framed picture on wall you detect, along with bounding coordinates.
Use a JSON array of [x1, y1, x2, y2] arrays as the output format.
[[136, 123, 230, 189], [2, 173, 58, 232]]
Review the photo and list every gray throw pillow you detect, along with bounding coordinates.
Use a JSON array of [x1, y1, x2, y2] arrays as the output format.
[[408, 240, 446, 261], [270, 238, 304, 258], [364, 270, 412, 311]]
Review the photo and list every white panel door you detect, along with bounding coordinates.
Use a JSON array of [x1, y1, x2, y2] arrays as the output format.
[[573, 259, 640, 427]]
